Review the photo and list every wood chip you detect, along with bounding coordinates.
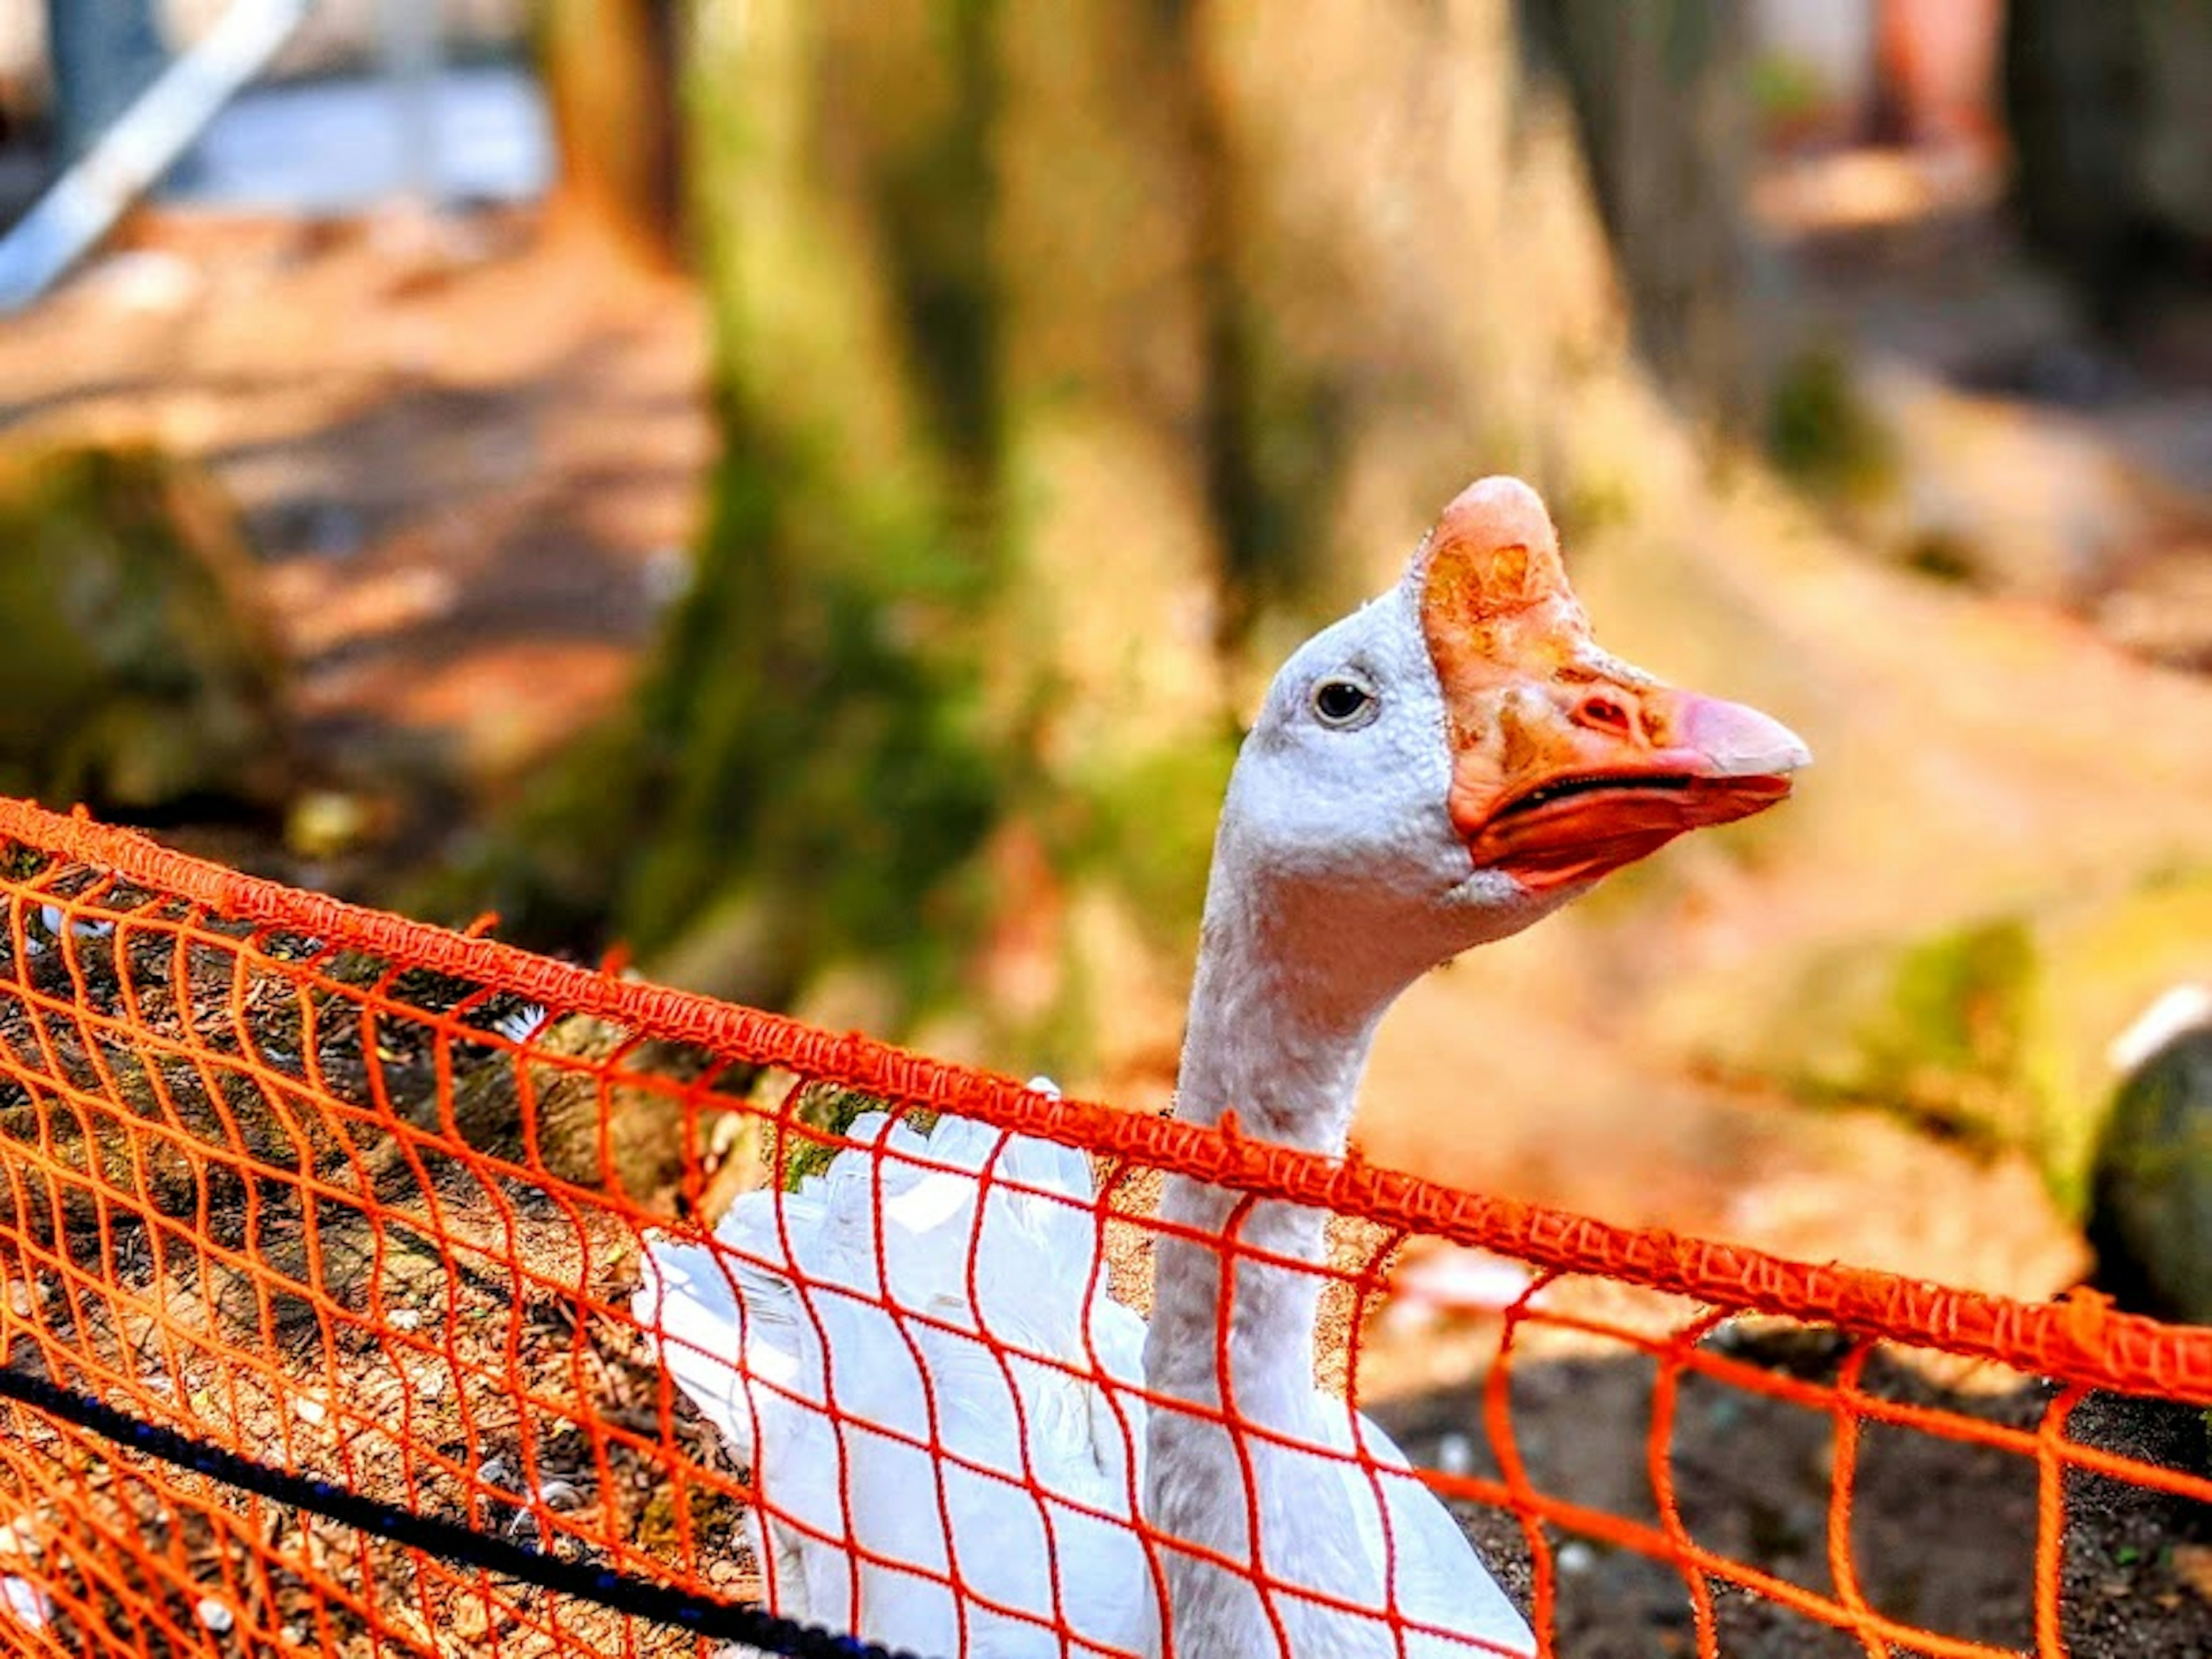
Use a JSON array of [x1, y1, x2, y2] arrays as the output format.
[[2171, 1544, 2212, 1603]]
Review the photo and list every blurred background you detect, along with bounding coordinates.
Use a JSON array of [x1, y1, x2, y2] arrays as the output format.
[[0, 1, 2207, 1323]]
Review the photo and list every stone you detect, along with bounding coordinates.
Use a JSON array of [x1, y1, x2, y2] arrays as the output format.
[[2093, 1018, 2212, 1323]]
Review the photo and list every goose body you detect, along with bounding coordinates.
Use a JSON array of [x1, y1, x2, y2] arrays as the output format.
[[643, 1109, 1157, 1655], [638, 478, 1808, 1657], [641, 1105, 1525, 1655]]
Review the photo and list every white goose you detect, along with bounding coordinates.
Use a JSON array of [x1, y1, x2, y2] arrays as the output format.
[[637, 477, 1809, 1657]]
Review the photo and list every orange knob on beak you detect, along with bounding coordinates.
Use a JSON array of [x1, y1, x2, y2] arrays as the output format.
[[1416, 478, 1809, 896]]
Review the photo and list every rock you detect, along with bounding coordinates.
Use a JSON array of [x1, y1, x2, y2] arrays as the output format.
[[0, 440, 292, 813], [2092, 1016, 2212, 1323]]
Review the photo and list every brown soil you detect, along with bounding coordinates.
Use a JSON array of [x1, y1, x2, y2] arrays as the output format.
[[0, 863, 730, 1657], [1377, 1336, 2212, 1658]]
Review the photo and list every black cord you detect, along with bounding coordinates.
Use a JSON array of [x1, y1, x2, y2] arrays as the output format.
[[0, 1365, 929, 1659]]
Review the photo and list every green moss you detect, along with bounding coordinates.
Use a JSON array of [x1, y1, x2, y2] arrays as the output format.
[[609, 413, 1012, 1022], [1785, 916, 2044, 1151], [1767, 346, 1896, 505], [422, 416, 1012, 1029], [1881, 919, 2036, 1088], [1066, 734, 1237, 959], [632, 1472, 748, 1552], [763, 1081, 927, 1190], [0, 843, 51, 882], [1725, 869, 2212, 1216]]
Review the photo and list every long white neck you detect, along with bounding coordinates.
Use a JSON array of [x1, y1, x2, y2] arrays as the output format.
[[1150, 882, 1388, 1390], [1141, 859, 1408, 1655]]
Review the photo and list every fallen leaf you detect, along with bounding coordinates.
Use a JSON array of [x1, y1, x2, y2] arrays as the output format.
[[2169, 1544, 2212, 1601]]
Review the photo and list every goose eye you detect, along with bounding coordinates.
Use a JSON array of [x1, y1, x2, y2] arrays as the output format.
[[1310, 673, 1378, 729]]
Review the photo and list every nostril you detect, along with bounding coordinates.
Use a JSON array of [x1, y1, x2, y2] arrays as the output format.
[[1578, 695, 1633, 736]]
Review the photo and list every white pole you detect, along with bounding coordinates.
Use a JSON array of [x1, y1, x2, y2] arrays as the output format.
[[378, 0, 444, 208], [0, 0, 314, 312]]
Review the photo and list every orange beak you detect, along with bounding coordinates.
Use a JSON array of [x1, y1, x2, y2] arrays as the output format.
[[1450, 687, 1803, 895], [1416, 478, 1808, 897]]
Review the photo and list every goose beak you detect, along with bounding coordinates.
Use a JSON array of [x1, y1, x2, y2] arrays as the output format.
[[1449, 685, 1810, 896], [1411, 474, 1809, 897]]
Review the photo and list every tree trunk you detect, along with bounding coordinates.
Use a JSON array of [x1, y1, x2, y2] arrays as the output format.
[[2002, 0, 2212, 331], [493, 0, 1760, 1074], [611, 0, 1009, 1024], [537, 0, 686, 264], [1520, 0, 1758, 427]]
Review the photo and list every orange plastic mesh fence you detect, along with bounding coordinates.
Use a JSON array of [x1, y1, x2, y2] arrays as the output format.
[[0, 793, 2208, 1659]]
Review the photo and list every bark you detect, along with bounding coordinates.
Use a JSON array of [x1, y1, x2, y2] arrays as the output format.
[[537, 0, 686, 264], [615, 0, 1008, 1019]]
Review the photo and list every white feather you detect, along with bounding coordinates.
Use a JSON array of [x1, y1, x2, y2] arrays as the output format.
[[638, 1115, 1156, 1657], [638, 1109, 1532, 1657]]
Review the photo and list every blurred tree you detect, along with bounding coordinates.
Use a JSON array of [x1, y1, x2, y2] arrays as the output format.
[[483, 0, 1763, 1069], [537, 0, 685, 263], [1521, 1, 1758, 427], [2002, 0, 2212, 333], [45, 0, 169, 165]]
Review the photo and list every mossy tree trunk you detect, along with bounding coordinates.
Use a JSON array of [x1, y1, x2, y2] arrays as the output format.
[[514, 0, 1758, 1073], [610, 0, 1012, 1028]]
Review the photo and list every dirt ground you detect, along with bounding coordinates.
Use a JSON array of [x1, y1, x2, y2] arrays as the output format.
[[1385, 1340, 2212, 1658]]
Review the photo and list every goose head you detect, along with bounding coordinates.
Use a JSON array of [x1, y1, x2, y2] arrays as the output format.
[[1207, 476, 1809, 1017]]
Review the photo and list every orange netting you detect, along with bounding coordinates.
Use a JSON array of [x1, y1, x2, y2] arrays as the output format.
[[0, 793, 2206, 1659]]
